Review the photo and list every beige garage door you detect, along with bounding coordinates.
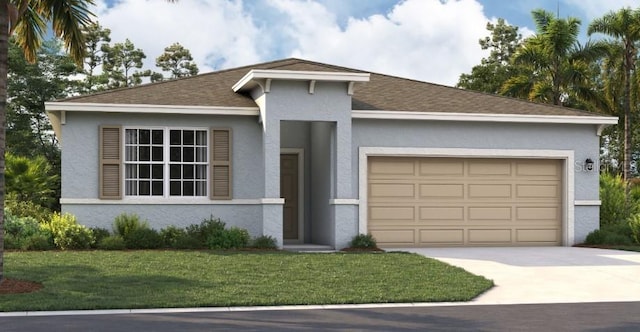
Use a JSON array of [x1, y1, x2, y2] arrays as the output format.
[[367, 157, 562, 247]]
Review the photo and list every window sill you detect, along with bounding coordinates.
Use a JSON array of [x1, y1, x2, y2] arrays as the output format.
[[60, 198, 285, 205]]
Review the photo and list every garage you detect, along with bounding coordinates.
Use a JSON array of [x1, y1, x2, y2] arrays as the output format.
[[367, 156, 563, 247]]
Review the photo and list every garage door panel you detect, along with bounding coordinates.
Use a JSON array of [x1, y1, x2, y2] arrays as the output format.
[[369, 158, 415, 176], [419, 160, 464, 176], [468, 184, 512, 198], [419, 207, 464, 221], [370, 183, 415, 198], [419, 184, 464, 198], [468, 161, 512, 176], [369, 206, 415, 221], [368, 157, 562, 247], [419, 229, 464, 244]]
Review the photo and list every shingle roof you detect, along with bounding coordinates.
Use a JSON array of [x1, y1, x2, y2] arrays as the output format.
[[61, 58, 604, 117]]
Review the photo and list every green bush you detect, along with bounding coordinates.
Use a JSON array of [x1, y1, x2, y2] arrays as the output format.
[[124, 228, 162, 249], [171, 234, 202, 249], [160, 225, 187, 248], [584, 223, 634, 245], [113, 213, 149, 238], [97, 236, 126, 250], [251, 235, 278, 249], [629, 214, 640, 244], [186, 216, 226, 246], [207, 227, 250, 250], [22, 234, 55, 251], [4, 211, 41, 238], [5, 193, 53, 223], [350, 233, 378, 248], [4, 234, 22, 250], [600, 173, 633, 225], [43, 212, 95, 250], [91, 227, 111, 247]]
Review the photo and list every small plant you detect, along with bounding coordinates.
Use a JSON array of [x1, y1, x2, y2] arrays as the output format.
[[160, 225, 187, 248], [91, 227, 111, 247], [98, 236, 126, 250], [4, 212, 41, 238], [350, 233, 378, 249], [628, 214, 640, 244], [584, 222, 634, 246], [124, 228, 162, 249], [22, 234, 55, 251], [42, 212, 95, 250], [186, 216, 226, 246], [5, 195, 53, 224], [251, 235, 278, 249], [113, 213, 149, 238], [207, 227, 250, 250]]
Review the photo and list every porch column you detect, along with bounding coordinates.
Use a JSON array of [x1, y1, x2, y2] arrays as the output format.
[[262, 118, 284, 247]]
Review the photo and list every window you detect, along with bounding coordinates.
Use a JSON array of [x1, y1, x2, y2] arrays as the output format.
[[124, 128, 208, 197]]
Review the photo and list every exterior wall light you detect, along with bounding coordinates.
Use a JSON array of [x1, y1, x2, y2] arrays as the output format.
[[585, 158, 594, 171]]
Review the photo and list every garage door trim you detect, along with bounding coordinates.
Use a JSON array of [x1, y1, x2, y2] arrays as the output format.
[[358, 147, 575, 246]]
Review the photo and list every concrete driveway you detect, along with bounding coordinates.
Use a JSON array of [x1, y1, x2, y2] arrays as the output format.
[[391, 247, 640, 305]]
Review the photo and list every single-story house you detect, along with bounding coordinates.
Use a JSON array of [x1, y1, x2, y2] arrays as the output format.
[[45, 58, 618, 249]]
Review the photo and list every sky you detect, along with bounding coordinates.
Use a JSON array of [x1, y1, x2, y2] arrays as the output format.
[[93, 0, 640, 86]]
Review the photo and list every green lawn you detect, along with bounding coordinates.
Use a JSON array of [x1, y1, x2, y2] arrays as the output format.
[[0, 251, 493, 311]]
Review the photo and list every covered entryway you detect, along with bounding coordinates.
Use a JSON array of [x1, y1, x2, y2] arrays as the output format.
[[367, 157, 562, 247]]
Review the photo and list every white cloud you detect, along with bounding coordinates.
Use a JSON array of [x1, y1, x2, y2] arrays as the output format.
[[91, 0, 499, 86], [563, 0, 639, 20], [269, 0, 492, 85], [94, 0, 263, 74]]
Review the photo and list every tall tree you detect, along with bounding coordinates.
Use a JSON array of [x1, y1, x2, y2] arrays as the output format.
[[457, 18, 523, 94], [501, 9, 607, 108], [588, 7, 640, 184], [101, 38, 148, 88], [81, 21, 110, 92], [155, 42, 198, 80], [0, 0, 94, 283]]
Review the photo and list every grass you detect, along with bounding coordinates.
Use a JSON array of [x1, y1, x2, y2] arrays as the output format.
[[0, 250, 492, 311]]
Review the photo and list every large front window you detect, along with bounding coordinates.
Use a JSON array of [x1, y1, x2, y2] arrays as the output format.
[[125, 128, 208, 197]]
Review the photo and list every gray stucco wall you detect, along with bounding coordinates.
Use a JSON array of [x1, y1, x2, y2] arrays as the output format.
[[60, 112, 265, 231], [352, 119, 602, 244]]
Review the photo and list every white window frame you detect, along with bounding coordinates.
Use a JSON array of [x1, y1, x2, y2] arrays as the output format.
[[123, 126, 210, 200]]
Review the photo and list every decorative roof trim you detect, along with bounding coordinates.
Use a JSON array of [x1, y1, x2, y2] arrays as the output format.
[[45, 102, 260, 116], [232, 69, 370, 93], [352, 110, 618, 125]]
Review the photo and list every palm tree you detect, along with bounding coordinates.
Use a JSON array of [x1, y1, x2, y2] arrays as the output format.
[[501, 9, 608, 108], [588, 7, 640, 184], [0, 0, 94, 283]]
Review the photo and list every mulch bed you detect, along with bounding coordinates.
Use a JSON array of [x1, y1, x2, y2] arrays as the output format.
[[0, 278, 43, 294]]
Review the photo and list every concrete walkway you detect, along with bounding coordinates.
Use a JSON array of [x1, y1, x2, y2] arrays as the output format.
[[392, 247, 640, 305]]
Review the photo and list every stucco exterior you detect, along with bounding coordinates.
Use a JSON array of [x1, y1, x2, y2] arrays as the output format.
[[47, 58, 617, 249]]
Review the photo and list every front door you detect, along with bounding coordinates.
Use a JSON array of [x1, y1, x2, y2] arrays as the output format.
[[281, 154, 299, 241]]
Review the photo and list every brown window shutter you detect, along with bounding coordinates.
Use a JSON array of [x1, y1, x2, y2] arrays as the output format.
[[99, 125, 122, 199], [211, 128, 232, 200]]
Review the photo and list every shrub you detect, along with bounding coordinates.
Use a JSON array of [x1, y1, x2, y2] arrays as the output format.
[[207, 227, 250, 250], [584, 229, 605, 245], [4, 234, 22, 250], [124, 228, 162, 249], [22, 234, 55, 251], [5, 193, 53, 223], [171, 234, 202, 249], [4, 211, 41, 238], [600, 173, 633, 225], [91, 227, 111, 247], [98, 236, 126, 250], [350, 233, 378, 249], [584, 223, 634, 245], [251, 235, 278, 249], [113, 213, 149, 238], [43, 212, 95, 250], [629, 214, 640, 244], [186, 216, 226, 246], [160, 225, 187, 248]]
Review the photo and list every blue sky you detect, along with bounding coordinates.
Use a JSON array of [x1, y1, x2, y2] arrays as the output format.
[[93, 0, 638, 86]]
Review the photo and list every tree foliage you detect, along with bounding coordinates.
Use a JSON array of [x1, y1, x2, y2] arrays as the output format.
[[81, 21, 111, 92], [101, 38, 149, 88], [155, 42, 199, 80]]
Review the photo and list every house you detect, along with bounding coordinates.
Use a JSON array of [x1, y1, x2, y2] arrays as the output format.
[[45, 58, 617, 249]]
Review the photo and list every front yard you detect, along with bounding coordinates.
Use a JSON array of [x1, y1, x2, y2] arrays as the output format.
[[0, 251, 493, 311]]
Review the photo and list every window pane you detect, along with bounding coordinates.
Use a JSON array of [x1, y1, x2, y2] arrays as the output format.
[[126, 129, 137, 144], [196, 147, 206, 162], [139, 146, 150, 161], [125, 146, 137, 162], [152, 165, 163, 179], [170, 147, 181, 162], [125, 165, 137, 179], [183, 164, 194, 179], [139, 130, 150, 144], [183, 130, 194, 145], [196, 181, 206, 196], [195, 165, 207, 179], [170, 181, 181, 196], [139, 181, 151, 195], [183, 181, 194, 196], [170, 130, 181, 145], [126, 180, 137, 195], [170, 164, 181, 179], [152, 181, 163, 196], [196, 131, 207, 145], [152, 147, 163, 161], [183, 147, 194, 162], [140, 164, 150, 179], [152, 130, 163, 144]]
